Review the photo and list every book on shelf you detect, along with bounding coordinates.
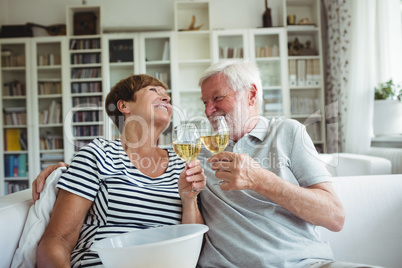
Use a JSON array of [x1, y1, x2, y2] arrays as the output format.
[[290, 59, 320, 87], [255, 45, 279, 58], [162, 41, 170, 61], [3, 107, 27, 125], [220, 47, 243, 59], [4, 181, 28, 195], [291, 96, 319, 115], [39, 101, 61, 124], [1, 53, 25, 67], [38, 54, 61, 66], [19, 132, 27, 150], [5, 129, 21, 151], [70, 39, 101, 50], [38, 81, 62, 95], [2, 80, 26, 96], [4, 154, 27, 177], [40, 134, 63, 150], [18, 154, 27, 177]]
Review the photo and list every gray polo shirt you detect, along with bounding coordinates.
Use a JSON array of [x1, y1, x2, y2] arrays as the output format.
[[197, 117, 334, 268]]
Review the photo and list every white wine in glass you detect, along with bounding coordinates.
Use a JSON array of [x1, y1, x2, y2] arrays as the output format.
[[172, 124, 201, 193], [200, 116, 230, 185]]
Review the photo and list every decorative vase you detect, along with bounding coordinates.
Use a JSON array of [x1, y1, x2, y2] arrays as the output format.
[[262, 0, 272, 27]]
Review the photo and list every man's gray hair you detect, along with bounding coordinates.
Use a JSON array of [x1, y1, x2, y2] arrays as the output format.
[[198, 59, 263, 114]]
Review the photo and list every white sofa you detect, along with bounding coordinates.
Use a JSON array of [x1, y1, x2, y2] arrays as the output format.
[[1, 174, 402, 268]]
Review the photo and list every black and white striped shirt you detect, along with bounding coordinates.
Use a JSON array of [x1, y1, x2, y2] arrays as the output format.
[[57, 138, 185, 267]]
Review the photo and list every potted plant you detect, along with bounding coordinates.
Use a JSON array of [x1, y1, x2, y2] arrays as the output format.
[[373, 79, 402, 136]]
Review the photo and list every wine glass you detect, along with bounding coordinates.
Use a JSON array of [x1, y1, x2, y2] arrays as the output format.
[[172, 124, 202, 193], [199, 116, 229, 185]]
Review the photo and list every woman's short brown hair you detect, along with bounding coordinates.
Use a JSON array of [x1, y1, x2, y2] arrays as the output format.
[[105, 74, 168, 133]]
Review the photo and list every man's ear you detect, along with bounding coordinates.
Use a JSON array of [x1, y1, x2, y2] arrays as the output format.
[[248, 84, 258, 106], [117, 100, 130, 115]]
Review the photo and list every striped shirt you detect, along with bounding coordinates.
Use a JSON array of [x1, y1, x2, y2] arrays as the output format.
[[57, 138, 185, 267]]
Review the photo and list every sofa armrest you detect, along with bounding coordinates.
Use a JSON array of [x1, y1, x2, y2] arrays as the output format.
[[318, 153, 392, 176], [0, 190, 33, 268]]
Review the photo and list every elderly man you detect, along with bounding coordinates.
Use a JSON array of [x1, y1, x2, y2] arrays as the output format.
[[194, 60, 345, 268], [34, 60, 382, 267]]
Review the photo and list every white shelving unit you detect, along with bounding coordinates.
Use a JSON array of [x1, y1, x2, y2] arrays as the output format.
[[284, 0, 326, 152], [0, 38, 33, 196], [0, 0, 328, 195], [173, 2, 212, 122], [102, 31, 177, 147]]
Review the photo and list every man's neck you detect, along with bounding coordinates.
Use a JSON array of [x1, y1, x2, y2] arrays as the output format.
[[231, 116, 259, 142]]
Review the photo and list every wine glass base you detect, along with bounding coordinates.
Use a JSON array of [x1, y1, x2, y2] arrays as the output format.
[[183, 188, 203, 194], [213, 180, 227, 186]]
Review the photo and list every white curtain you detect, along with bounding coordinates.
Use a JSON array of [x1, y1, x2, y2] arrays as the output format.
[[344, 0, 402, 154]]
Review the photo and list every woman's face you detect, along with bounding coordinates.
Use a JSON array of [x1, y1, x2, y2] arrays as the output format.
[[126, 85, 172, 127]]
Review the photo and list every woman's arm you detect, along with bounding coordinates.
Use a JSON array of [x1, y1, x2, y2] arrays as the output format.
[[37, 189, 92, 267], [178, 160, 206, 224]]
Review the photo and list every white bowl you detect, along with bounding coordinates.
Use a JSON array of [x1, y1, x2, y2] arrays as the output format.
[[91, 224, 209, 268]]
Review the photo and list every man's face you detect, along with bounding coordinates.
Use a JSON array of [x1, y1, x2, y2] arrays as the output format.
[[201, 74, 250, 141]]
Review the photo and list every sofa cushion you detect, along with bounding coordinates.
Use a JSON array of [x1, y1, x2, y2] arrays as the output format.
[[320, 174, 402, 267], [11, 167, 66, 268]]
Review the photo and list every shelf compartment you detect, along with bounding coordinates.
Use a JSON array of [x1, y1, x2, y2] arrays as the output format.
[[175, 1, 210, 31]]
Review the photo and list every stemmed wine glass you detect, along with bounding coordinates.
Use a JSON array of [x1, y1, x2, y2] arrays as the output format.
[[199, 116, 230, 185], [172, 124, 202, 193]]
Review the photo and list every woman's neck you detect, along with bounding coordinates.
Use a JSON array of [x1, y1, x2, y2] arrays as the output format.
[[120, 121, 163, 154]]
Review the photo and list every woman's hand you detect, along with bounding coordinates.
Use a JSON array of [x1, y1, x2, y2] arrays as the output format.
[[178, 159, 206, 199], [178, 159, 206, 224], [32, 162, 69, 203]]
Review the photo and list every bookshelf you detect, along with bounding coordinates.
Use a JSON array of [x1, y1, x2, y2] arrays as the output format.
[[65, 5, 105, 161], [284, 0, 326, 152], [67, 35, 104, 158], [103, 32, 176, 147], [249, 28, 289, 117], [0, 1, 329, 195], [0, 38, 32, 196], [31, 37, 68, 175]]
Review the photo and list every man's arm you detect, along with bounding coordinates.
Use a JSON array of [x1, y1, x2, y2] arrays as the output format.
[[209, 152, 345, 232], [32, 162, 69, 202]]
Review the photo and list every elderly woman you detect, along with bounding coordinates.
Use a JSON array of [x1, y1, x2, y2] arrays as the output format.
[[36, 74, 206, 267]]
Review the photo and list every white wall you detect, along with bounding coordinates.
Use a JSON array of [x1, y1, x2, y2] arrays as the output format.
[[0, 0, 285, 34]]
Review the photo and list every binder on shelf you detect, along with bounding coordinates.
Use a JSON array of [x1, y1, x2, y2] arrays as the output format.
[[272, 45, 279, 57], [306, 59, 314, 86], [313, 59, 321, 86], [288, 60, 297, 86], [162, 41, 170, 61], [297, 60, 306, 86]]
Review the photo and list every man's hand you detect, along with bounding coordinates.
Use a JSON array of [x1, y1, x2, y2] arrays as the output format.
[[32, 162, 69, 203], [209, 152, 269, 191]]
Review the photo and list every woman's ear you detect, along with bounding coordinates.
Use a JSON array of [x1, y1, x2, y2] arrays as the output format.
[[117, 100, 130, 115], [248, 84, 258, 106]]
